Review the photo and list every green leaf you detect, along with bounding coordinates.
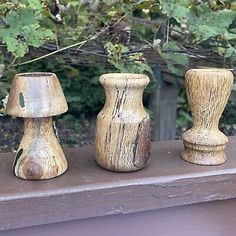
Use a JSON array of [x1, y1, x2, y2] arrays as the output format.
[[3, 37, 28, 57], [159, 0, 192, 23], [22, 25, 54, 47], [27, 0, 43, 10], [161, 42, 189, 76], [224, 32, 236, 40], [5, 8, 37, 28], [0, 6, 54, 57], [163, 42, 188, 66], [190, 5, 236, 43], [225, 45, 236, 58]]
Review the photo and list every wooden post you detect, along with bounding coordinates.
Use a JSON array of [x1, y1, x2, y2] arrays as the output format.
[[181, 69, 234, 165], [150, 67, 178, 141]]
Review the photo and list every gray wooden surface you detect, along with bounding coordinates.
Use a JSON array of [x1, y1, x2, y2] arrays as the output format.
[[150, 68, 178, 140], [1, 137, 236, 231], [2, 199, 236, 236]]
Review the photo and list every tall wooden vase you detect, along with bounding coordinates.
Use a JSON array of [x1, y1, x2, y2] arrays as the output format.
[[181, 69, 234, 165], [95, 73, 151, 172]]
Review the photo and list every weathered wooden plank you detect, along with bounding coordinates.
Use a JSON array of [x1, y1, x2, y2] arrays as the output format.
[[150, 67, 178, 140], [1, 137, 236, 230], [2, 199, 236, 236], [229, 84, 236, 102]]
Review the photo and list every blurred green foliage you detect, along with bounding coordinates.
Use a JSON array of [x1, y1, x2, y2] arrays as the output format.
[[0, 0, 236, 130], [1, 0, 235, 72], [176, 88, 192, 131]]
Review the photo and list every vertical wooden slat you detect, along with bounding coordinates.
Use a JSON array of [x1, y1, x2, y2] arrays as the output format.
[[150, 67, 178, 140]]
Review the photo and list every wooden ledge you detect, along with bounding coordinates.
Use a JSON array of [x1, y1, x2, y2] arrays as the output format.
[[1, 137, 236, 230]]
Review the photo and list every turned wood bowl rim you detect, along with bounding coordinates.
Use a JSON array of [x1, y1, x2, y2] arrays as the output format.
[[186, 68, 234, 75], [99, 73, 150, 87], [189, 68, 232, 71], [100, 73, 149, 80], [16, 72, 56, 78]]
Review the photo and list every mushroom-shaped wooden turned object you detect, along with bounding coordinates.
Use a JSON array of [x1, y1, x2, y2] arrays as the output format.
[[181, 69, 234, 165], [6, 72, 68, 180]]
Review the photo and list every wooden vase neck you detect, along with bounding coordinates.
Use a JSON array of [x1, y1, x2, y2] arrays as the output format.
[[105, 86, 145, 111], [23, 117, 54, 136], [187, 70, 232, 131], [100, 74, 149, 113]]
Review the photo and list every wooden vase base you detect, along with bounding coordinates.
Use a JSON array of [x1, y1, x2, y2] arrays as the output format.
[[14, 117, 68, 180], [96, 159, 150, 172], [181, 142, 227, 166]]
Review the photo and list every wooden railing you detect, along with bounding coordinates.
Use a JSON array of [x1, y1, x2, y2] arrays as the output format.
[[1, 137, 236, 235]]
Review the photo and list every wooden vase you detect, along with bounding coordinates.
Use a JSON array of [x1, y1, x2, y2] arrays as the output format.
[[181, 69, 234, 165], [6, 72, 68, 180], [95, 73, 151, 172]]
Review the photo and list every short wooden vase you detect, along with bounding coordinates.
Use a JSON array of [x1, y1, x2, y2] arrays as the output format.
[[95, 73, 151, 172], [6, 73, 68, 180], [181, 69, 234, 165]]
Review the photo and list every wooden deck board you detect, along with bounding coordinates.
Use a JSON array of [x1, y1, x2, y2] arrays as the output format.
[[1, 137, 236, 230]]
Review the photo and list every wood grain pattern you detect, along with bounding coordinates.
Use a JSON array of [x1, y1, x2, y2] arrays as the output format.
[[95, 73, 151, 172], [181, 69, 234, 165], [13, 118, 68, 180], [6, 72, 68, 180], [6, 72, 68, 117]]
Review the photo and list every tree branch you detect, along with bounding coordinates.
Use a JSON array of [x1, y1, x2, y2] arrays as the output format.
[[13, 27, 108, 67], [13, 13, 129, 67]]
